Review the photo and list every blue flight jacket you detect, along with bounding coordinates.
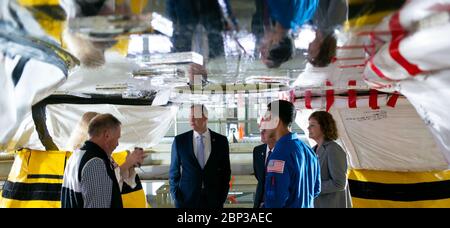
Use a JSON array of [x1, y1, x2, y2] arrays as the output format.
[[267, 0, 319, 30], [264, 132, 321, 208]]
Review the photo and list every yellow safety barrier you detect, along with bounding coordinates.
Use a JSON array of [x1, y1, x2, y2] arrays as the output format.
[[349, 169, 450, 208], [15, 0, 148, 53], [0, 149, 69, 208]]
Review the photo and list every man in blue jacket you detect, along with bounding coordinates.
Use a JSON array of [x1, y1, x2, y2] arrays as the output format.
[[169, 104, 231, 208], [260, 100, 321, 208]]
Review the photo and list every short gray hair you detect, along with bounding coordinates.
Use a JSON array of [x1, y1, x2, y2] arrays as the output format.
[[88, 113, 121, 137]]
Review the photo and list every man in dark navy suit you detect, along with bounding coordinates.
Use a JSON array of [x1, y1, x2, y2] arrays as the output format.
[[252, 129, 276, 208], [169, 104, 231, 208]]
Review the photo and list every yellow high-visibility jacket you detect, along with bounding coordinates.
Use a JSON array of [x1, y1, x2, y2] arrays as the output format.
[[0, 148, 148, 208]]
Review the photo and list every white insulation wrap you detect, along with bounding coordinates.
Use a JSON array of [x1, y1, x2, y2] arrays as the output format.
[[363, 0, 450, 89], [296, 98, 449, 171], [397, 0, 450, 29], [293, 62, 370, 98], [57, 52, 139, 95], [398, 69, 450, 166], [0, 57, 66, 149], [4, 104, 178, 152], [401, 22, 450, 72], [362, 43, 401, 92], [375, 0, 450, 32], [373, 0, 450, 33], [364, 22, 450, 86]]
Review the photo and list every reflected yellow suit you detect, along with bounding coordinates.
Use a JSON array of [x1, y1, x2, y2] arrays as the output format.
[[345, 0, 405, 30], [16, 0, 150, 55]]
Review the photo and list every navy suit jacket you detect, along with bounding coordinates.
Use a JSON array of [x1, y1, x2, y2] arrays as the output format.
[[253, 144, 267, 208], [169, 129, 231, 208]]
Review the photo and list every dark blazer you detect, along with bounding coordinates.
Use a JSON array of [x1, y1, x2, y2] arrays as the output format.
[[252, 144, 267, 208], [169, 129, 231, 208]]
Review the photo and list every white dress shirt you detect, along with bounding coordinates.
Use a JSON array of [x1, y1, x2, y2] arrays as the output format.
[[265, 145, 270, 164], [193, 129, 212, 165]]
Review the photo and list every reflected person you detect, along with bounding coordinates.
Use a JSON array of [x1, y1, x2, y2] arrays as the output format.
[[307, 0, 348, 67], [256, 0, 319, 68]]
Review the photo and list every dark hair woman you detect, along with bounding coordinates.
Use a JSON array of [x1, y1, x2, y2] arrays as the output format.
[[308, 111, 352, 208]]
